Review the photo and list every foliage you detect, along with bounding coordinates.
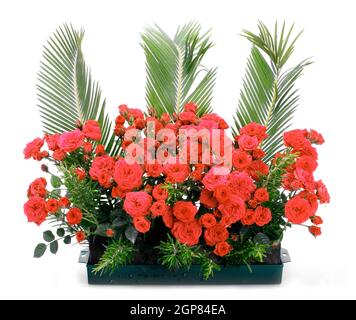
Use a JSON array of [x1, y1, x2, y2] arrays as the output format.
[[234, 21, 312, 161], [92, 238, 136, 275], [156, 235, 220, 280], [37, 24, 120, 155], [142, 21, 217, 117]]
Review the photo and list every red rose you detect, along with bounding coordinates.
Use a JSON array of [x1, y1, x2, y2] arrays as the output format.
[[161, 113, 171, 124], [24, 196, 48, 225], [254, 206, 272, 227], [113, 159, 143, 192], [311, 215, 323, 225], [316, 180, 330, 204], [248, 160, 269, 180], [214, 241, 232, 257], [228, 171, 256, 201], [171, 220, 202, 246], [146, 162, 163, 178], [202, 166, 230, 191], [254, 188, 269, 203], [133, 216, 151, 233], [59, 129, 84, 153], [134, 118, 146, 130], [309, 226, 321, 237], [28, 177, 47, 198], [308, 129, 324, 145], [90, 155, 115, 180], [238, 134, 259, 151], [241, 209, 255, 226], [76, 231, 86, 243], [199, 189, 218, 209], [45, 134, 60, 151], [82, 120, 102, 141], [128, 108, 144, 120], [152, 184, 169, 201], [75, 168, 86, 181], [115, 115, 126, 125], [173, 201, 197, 223], [124, 191, 152, 217], [218, 195, 246, 226], [118, 104, 129, 116], [83, 142, 93, 153], [95, 144, 105, 156], [232, 149, 252, 170], [46, 199, 59, 213], [240, 122, 268, 142], [151, 200, 170, 217], [184, 102, 198, 114], [214, 185, 230, 204], [296, 156, 318, 173], [252, 149, 265, 160], [52, 149, 66, 161], [284, 129, 310, 150], [66, 208, 83, 225], [163, 163, 190, 183], [200, 213, 217, 228], [111, 186, 126, 199], [106, 229, 114, 237], [23, 138, 44, 160], [178, 111, 198, 124], [285, 197, 312, 224], [58, 197, 70, 208], [204, 223, 229, 246], [297, 191, 318, 216], [162, 210, 174, 228]]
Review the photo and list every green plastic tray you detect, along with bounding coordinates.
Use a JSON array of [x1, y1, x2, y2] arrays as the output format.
[[80, 249, 290, 285]]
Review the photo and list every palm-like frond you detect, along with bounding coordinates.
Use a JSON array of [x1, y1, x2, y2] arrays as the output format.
[[37, 24, 120, 155], [234, 21, 312, 161], [142, 21, 217, 117]]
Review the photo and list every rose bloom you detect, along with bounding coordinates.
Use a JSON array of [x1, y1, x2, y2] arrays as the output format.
[[146, 162, 163, 178], [218, 194, 246, 226], [152, 184, 169, 201], [214, 185, 231, 204], [204, 223, 229, 246], [200, 213, 217, 228], [283, 129, 310, 150], [52, 149, 66, 161], [178, 111, 198, 124], [23, 137, 44, 160], [316, 180, 330, 204], [58, 197, 70, 208], [89, 155, 115, 180], [202, 166, 230, 192], [124, 191, 152, 217], [232, 149, 252, 170], [311, 215, 323, 225], [45, 134, 60, 151], [308, 129, 325, 145], [75, 168, 86, 181], [254, 188, 269, 203], [95, 144, 105, 156], [309, 226, 322, 237], [106, 229, 114, 237], [82, 120, 102, 141], [76, 231, 86, 243], [298, 191, 318, 216], [241, 209, 255, 226], [114, 159, 143, 192], [133, 216, 151, 233], [163, 163, 190, 183], [252, 149, 265, 160], [296, 156, 318, 173], [184, 102, 198, 114], [228, 171, 256, 201], [199, 189, 218, 209], [238, 134, 259, 151], [248, 160, 269, 180], [173, 201, 197, 223], [46, 198, 59, 213], [171, 220, 202, 246], [151, 200, 170, 217], [28, 177, 47, 198], [254, 206, 272, 227], [66, 208, 83, 225], [214, 241, 232, 257], [285, 197, 312, 224], [24, 196, 48, 225], [240, 122, 268, 142], [58, 129, 84, 153], [162, 210, 174, 228], [83, 141, 93, 153]]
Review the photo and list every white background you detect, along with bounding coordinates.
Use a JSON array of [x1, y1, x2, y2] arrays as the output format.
[[0, 0, 355, 300]]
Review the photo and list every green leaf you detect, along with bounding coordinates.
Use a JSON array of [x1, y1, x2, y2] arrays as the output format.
[[37, 24, 121, 156], [253, 232, 270, 245], [50, 240, 59, 255], [56, 228, 65, 237], [142, 21, 216, 117], [234, 21, 312, 161], [50, 175, 62, 188], [63, 235, 72, 244], [43, 230, 55, 242], [34, 243, 47, 258], [124, 225, 138, 244]]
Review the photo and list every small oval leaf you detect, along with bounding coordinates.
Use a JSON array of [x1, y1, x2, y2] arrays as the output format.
[[43, 230, 55, 242], [34, 243, 47, 258], [50, 240, 58, 254], [125, 225, 138, 244], [50, 175, 62, 188], [56, 228, 65, 237], [63, 235, 72, 244]]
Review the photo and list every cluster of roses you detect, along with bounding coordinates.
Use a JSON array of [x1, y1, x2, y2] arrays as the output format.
[[279, 129, 330, 236], [24, 101, 330, 257]]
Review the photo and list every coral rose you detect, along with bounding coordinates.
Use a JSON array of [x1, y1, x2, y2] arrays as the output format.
[[254, 188, 269, 203], [173, 201, 197, 223], [46, 199, 59, 213], [232, 149, 252, 170], [133, 216, 151, 233], [309, 226, 321, 237], [123, 191, 152, 217], [24, 196, 48, 225], [66, 208, 83, 225], [238, 134, 259, 151], [200, 213, 217, 228], [23, 137, 44, 160], [285, 197, 312, 224], [171, 221, 202, 246], [152, 184, 169, 201], [204, 223, 229, 246], [28, 177, 47, 198], [199, 189, 218, 209], [316, 180, 330, 204], [59, 129, 84, 153], [114, 159, 143, 192], [150, 200, 170, 217], [241, 209, 255, 226], [82, 120, 102, 141], [76, 231, 86, 243], [254, 206, 272, 227], [202, 166, 230, 191], [214, 241, 232, 257]]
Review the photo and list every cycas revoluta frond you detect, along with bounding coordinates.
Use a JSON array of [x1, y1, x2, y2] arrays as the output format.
[[233, 21, 312, 161], [142, 21, 217, 117], [37, 24, 120, 155]]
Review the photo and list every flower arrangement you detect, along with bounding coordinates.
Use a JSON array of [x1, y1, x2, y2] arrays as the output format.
[[23, 21, 329, 280]]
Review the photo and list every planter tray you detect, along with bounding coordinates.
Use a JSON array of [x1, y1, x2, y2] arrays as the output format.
[[79, 248, 290, 285]]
